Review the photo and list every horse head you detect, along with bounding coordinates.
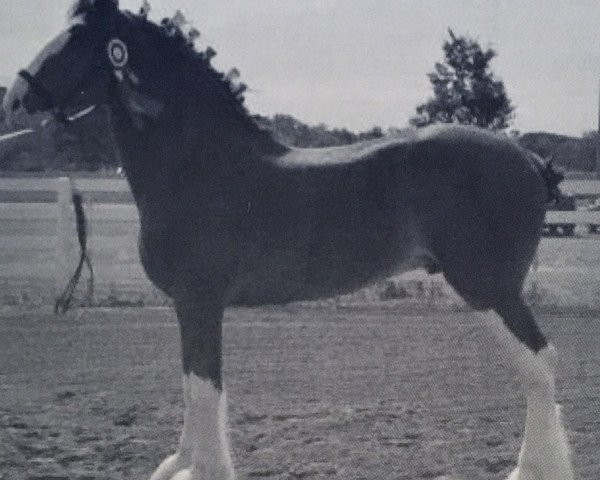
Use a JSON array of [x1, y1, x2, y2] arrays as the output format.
[[3, 0, 119, 125], [3, 0, 169, 129]]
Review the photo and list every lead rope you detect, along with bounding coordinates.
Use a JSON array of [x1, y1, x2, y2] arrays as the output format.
[[54, 191, 95, 314]]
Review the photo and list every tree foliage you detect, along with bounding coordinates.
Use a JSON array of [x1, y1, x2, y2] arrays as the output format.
[[256, 114, 383, 148], [411, 29, 514, 131]]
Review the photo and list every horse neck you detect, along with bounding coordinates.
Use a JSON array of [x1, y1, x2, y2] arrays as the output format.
[[109, 78, 287, 205]]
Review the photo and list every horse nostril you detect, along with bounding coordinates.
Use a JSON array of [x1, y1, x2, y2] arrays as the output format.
[[12, 98, 21, 111]]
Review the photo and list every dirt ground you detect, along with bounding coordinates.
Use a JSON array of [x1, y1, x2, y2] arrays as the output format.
[[1, 306, 599, 480]]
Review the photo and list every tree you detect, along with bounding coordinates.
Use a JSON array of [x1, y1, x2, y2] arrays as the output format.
[[410, 29, 514, 131], [255, 114, 383, 148]]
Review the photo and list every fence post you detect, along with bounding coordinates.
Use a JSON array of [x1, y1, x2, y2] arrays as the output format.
[[55, 177, 74, 300]]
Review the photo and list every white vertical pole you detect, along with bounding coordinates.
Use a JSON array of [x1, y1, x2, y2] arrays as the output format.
[[55, 177, 73, 300], [597, 78, 600, 176]]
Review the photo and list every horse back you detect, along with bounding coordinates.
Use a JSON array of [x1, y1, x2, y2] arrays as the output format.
[[228, 125, 546, 305]]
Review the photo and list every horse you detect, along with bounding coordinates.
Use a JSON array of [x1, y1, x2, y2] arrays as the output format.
[[3, 1, 574, 479]]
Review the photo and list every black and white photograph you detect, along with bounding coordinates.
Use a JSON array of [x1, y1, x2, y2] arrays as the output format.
[[0, 1, 599, 479]]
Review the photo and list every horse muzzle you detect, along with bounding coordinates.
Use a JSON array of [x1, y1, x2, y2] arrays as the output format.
[[3, 70, 63, 127], [3, 72, 96, 127], [2, 75, 31, 127]]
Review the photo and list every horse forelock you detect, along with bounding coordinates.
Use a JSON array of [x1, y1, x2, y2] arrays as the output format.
[[69, 0, 92, 18]]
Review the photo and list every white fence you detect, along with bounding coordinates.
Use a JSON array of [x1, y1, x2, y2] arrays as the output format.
[[1, 177, 600, 306], [544, 180, 600, 231], [0, 177, 141, 304]]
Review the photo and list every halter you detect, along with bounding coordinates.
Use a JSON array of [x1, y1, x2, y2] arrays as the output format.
[[18, 36, 163, 130], [17, 46, 108, 125]]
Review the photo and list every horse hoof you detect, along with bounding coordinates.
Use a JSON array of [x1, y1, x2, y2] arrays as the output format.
[[170, 469, 191, 480], [505, 467, 519, 480], [506, 464, 574, 480]]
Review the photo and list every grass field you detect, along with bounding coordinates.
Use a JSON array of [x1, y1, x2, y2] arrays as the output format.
[[1, 306, 599, 480]]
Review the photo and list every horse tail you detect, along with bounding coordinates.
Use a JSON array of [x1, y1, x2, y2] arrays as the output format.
[[528, 150, 564, 204]]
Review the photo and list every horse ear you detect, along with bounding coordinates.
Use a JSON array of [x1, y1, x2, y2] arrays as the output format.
[[72, 0, 118, 18], [94, 0, 119, 15]]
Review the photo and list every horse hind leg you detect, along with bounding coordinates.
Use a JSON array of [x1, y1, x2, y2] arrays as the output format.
[[481, 298, 573, 480]]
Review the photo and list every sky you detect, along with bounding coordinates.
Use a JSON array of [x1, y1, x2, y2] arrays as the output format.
[[0, 0, 598, 136]]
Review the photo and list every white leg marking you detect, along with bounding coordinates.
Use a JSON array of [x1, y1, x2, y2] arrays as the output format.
[[148, 376, 193, 480], [170, 471, 191, 480], [480, 312, 574, 480], [188, 373, 235, 480]]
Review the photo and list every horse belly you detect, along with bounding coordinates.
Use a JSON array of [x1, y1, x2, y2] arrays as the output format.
[[227, 248, 315, 305], [227, 237, 433, 306]]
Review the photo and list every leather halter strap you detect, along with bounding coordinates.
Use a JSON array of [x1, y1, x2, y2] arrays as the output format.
[[18, 55, 106, 125], [18, 70, 55, 109]]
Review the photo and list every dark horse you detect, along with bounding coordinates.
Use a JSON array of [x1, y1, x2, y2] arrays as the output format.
[[4, 1, 573, 479]]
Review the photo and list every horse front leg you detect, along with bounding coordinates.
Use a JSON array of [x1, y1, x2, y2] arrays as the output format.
[[148, 293, 235, 480], [484, 299, 573, 480], [147, 375, 193, 480]]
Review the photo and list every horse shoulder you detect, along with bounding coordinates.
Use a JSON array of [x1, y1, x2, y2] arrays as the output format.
[[136, 192, 242, 296]]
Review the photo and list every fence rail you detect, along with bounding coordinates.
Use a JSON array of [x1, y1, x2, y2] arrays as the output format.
[[0, 177, 140, 302], [545, 210, 600, 224]]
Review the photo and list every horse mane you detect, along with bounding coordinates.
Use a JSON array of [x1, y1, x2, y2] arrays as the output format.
[[70, 0, 260, 132]]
